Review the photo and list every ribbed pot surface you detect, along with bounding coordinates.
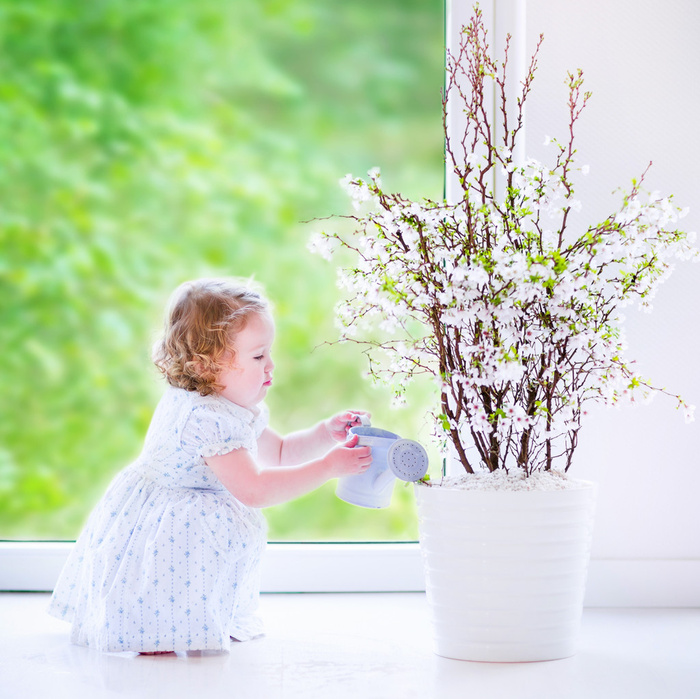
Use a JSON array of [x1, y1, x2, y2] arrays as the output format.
[[415, 481, 597, 662]]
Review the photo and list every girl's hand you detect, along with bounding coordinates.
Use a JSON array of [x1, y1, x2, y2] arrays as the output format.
[[324, 433, 372, 477], [325, 411, 371, 443]]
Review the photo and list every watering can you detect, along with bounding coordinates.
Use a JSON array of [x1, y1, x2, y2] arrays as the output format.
[[336, 424, 429, 509]]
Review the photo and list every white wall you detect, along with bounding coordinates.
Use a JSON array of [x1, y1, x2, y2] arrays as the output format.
[[449, 0, 700, 569]]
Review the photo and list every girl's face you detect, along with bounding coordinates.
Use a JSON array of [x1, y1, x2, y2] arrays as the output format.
[[218, 312, 275, 409]]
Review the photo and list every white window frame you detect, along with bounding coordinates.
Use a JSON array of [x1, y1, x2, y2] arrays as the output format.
[[3, 541, 700, 607], [0, 541, 425, 593]]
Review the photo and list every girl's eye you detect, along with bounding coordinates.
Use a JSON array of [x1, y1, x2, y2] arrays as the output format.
[[254, 355, 264, 361]]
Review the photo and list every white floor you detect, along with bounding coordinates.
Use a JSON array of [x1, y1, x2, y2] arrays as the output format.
[[1, 593, 699, 699]]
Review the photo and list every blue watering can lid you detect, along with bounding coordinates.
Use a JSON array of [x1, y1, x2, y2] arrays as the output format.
[[387, 439, 429, 481]]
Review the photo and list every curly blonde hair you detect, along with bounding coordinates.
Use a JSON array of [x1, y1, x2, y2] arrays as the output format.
[[152, 278, 269, 396]]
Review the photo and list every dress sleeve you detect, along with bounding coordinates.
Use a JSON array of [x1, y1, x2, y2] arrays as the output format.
[[180, 404, 254, 458]]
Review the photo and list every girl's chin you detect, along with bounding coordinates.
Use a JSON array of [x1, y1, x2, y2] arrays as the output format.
[[257, 385, 271, 400]]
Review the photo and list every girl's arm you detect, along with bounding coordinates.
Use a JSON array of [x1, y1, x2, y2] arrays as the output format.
[[257, 411, 371, 468], [204, 434, 371, 508]]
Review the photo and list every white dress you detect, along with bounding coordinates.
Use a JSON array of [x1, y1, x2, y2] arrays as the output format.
[[48, 386, 268, 653]]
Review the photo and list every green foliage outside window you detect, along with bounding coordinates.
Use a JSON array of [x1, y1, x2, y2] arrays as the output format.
[[0, 0, 444, 540]]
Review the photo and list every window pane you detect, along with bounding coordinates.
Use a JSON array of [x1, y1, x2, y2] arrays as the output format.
[[521, 0, 700, 555], [0, 0, 444, 541]]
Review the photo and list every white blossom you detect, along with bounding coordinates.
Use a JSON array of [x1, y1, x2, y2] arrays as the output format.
[[307, 232, 337, 261]]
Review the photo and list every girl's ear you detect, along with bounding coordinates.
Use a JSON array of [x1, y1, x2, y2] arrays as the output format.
[[191, 360, 206, 377], [188, 353, 217, 380]]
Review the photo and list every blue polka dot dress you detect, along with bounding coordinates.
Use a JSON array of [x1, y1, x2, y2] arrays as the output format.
[[48, 386, 268, 653]]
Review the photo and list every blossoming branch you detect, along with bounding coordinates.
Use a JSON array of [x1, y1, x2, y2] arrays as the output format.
[[309, 6, 698, 476]]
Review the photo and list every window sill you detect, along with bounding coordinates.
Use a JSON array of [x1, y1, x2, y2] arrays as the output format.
[[2, 541, 699, 606], [0, 541, 425, 593]]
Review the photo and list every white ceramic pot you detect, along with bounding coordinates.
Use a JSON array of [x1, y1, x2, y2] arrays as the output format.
[[415, 479, 597, 662]]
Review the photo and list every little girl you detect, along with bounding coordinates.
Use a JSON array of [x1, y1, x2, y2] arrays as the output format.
[[48, 278, 371, 654]]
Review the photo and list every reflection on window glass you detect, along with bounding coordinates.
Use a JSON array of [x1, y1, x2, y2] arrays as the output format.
[[0, 0, 444, 541]]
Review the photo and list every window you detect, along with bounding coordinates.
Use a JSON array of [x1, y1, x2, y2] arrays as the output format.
[[0, 0, 444, 544], [3, 1, 698, 598]]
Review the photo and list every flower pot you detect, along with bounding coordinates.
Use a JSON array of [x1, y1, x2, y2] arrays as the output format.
[[415, 479, 597, 662]]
